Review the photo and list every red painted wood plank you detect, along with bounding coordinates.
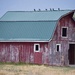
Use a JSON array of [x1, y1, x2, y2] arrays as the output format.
[[34, 52, 42, 64]]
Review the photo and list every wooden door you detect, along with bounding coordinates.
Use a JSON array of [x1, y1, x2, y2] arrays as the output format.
[[34, 52, 42, 64], [68, 44, 75, 65]]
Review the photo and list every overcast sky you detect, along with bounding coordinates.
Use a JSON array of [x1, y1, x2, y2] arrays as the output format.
[[0, 0, 75, 17]]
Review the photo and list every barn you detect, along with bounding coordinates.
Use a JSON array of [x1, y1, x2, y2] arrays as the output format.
[[0, 10, 75, 66]]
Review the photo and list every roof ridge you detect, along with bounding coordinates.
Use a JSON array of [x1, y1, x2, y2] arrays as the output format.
[[0, 10, 72, 21], [7, 10, 72, 12], [0, 20, 57, 22]]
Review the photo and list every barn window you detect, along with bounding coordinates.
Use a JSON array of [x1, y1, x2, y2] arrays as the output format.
[[56, 44, 61, 52], [62, 27, 68, 37], [34, 44, 40, 52]]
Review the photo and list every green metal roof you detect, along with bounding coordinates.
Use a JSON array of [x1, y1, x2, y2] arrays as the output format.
[[0, 21, 56, 41], [0, 10, 72, 41], [0, 10, 71, 21]]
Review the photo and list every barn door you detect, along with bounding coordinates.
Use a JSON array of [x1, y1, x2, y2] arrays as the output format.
[[34, 44, 42, 64], [68, 44, 75, 65], [34, 52, 42, 64]]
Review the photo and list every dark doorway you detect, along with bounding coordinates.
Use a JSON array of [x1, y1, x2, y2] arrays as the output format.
[[68, 44, 75, 65]]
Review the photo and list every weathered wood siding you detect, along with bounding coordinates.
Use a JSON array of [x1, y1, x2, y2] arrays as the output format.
[[0, 12, 75, 66], [48, 12, 75, 66], [0, 42, 49, 64]]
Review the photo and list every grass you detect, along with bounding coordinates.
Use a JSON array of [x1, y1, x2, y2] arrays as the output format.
[[0, 63, 75, 75], [0, 62, 35, 65]]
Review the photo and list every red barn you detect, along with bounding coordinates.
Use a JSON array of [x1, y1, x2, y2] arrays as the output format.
[[0, 10, 75, 66]]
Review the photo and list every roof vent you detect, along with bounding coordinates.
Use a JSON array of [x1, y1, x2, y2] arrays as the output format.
[[34, 9, 36, 11], [53, 8, 54, 11], [45, 9, 47, 11], [58, 8, 60, 11], [39, 9, 41, 11], [50, 8, 52, 11]]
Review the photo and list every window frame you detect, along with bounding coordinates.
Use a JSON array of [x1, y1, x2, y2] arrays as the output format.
[[61, 27, 68, 38], [56, 44, 61, 52], [34, 44, 40, 52]]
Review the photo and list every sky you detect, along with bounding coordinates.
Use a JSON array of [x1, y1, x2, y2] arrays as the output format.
[[0, 0, 75, 17]]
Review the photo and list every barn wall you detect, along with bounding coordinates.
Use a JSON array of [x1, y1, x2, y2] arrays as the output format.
[[48, 12, 75, 66], [0, 42, 49, 64], [0, 12, 75, 66]]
